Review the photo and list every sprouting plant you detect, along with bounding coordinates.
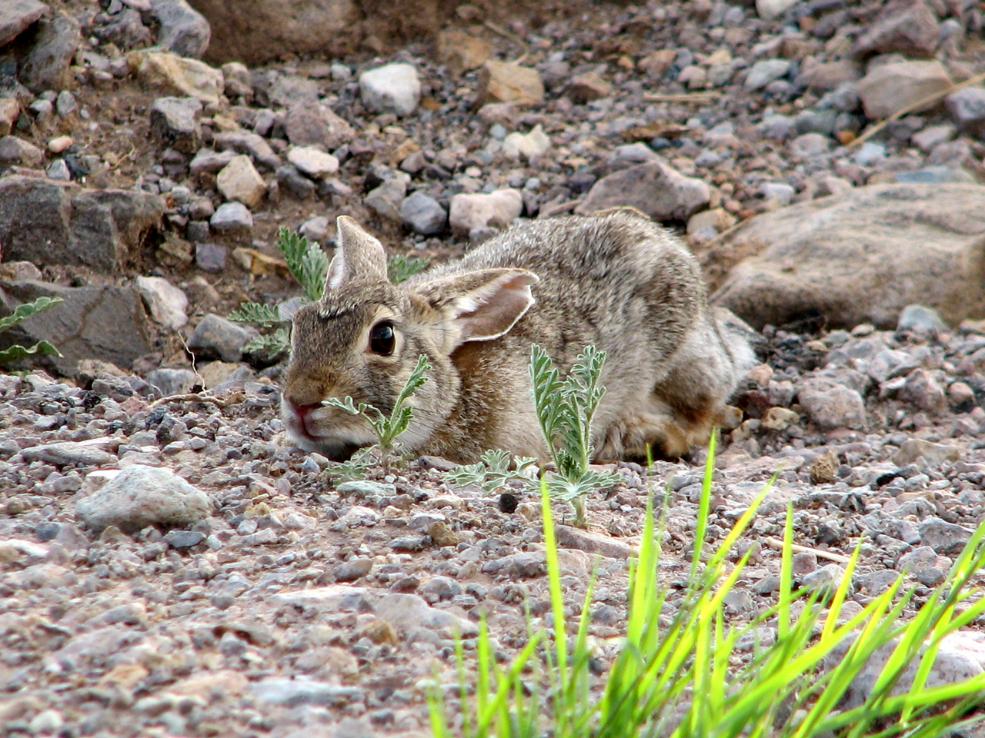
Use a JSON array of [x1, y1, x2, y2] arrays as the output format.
[[446, 449, 538, 494], [324, 446, 377, 482], [231, 232, 431, 362], [0, 296, 63, 365], [279, 227, 330, 302], [428, 437, 985, 738], [388, 253, 430, 284], [530, 344, 621, 527], [324, 353, 431, 471]]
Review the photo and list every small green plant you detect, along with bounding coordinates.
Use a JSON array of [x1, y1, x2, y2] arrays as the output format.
[[230, 228, 330, 361], [279, 227, 330, 302], [388, 253, 430, 284], [446, 449, 538, 494], [230, 231, 431, 362], [0, 296, 63, 365], [530, 344, 621, 526], [428, 436, 985, 738], [324, 353, 431, 472]]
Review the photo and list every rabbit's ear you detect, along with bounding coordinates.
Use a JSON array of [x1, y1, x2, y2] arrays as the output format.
[[414, 268, 539, 348], [324, 216, 388, 292]]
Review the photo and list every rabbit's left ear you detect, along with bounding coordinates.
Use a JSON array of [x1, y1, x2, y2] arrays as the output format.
[[324, 216, 388, 293], [413, 268, 539, 349]]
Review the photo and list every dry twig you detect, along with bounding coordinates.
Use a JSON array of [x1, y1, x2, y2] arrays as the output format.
[[764, 536, 853, 565], [850, 71, 985, 147]]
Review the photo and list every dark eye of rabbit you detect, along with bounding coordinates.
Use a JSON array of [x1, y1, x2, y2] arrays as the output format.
[[369, 321, 395, 356]]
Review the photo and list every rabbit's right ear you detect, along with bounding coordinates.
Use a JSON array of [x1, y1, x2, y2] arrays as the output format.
[[324, 216, 388, 293], [413, 268, 539, 351]]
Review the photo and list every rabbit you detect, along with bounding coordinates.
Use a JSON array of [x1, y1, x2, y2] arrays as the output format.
[[280, 209, 756, 464]]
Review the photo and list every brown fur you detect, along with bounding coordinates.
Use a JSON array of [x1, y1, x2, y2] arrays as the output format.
[[281, 213, 755, 463]]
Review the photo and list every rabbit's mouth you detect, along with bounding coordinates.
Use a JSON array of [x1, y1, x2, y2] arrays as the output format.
[[281, 398, 375, 460]]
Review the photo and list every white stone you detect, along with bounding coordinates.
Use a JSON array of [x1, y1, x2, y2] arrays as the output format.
[[449, 189, 523, 237], [135, 275, 188, 330], [502, 124, 550, 160], [75, 464, 212, 533], [287, 146, 339, 179], [756, 0, 798, 19], [359, 62, 421, 116]]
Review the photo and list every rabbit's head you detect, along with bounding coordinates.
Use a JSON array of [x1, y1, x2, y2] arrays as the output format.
[[281, 216, 538, 459]]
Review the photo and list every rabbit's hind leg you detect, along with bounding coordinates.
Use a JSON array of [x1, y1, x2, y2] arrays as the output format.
[[594, 401, 693, 463]]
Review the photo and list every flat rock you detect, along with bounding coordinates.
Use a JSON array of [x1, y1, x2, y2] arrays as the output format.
[[128, 49, 224, 105], [287, 146, 339, 179], [216, 155, 266, 208], [150, 0, 210, 58], [284, 102, 353, 149], [478, 60, 544, 106], [449, 189, 522, 237], [251, 677, 362, 707], [0, 176, 163, 271], [0, 0, 48, 47], [359, 62, 420, 116], [21, 439, 117, 467], [711, 184, 985, 329], [76, 465, 211, 533], [0, 280, 153, 373], [892, 438, 961, 467], [555, 525, 633, 559], [857, 61, 951, 120], [576, 160, 710, 223]]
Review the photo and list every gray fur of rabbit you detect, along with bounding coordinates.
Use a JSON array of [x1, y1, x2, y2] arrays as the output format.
[[281, 210, 755, 463]]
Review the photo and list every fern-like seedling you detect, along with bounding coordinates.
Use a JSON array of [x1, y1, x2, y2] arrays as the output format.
[[278, 228, 329, 302], [387, 254, 429, 285], [0, 296, 63, 365], [530, 344, 621, 526], [446, 449, 538, 494], [323, 354, 431, 471]]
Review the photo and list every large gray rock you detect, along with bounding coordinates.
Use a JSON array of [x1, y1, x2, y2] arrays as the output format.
[[0, 281, 153, 374], [0, 176, 164, 271], [0, 0, 48, 48], [76, 465, 211, 533], [576, 160, 710, 223], [853, 0, 939, 58], [711, 184, 985, 330], [284, 102, 354, 150], [188, 0, 359, 65], [857, 61, 951, 120], [151, 0, 211, 58], [187, 313, 257, 362], [18, 11, 81, 92]]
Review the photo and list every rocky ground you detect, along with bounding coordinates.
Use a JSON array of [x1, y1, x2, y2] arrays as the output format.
[[1, 0, 985, 736]]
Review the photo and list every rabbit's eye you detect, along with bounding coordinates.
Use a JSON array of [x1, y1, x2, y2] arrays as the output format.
[[369, 321, 396, 356]]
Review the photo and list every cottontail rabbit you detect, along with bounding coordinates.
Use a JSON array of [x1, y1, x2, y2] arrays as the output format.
[[281, 210, 755, 463]]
